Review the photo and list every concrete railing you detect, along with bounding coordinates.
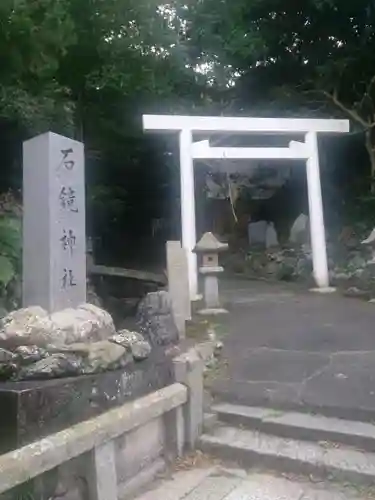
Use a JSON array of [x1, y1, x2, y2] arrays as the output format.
[[0, 348, 204, 500]]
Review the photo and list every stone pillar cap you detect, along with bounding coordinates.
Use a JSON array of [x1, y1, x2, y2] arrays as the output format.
[[193, 232, 228, 253]]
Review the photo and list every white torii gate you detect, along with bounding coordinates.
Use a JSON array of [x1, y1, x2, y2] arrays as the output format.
[[143, 115, 350, 300]]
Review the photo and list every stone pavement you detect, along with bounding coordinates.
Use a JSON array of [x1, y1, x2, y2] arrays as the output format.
[[211, 279, 375, 421], [133, 465, 369, 499]]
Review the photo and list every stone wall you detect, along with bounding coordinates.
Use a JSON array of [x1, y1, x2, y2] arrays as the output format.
[[0, 347, 204, 500]]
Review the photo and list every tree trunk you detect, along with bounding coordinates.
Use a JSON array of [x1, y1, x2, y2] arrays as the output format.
[[365, 129, 375, 192]]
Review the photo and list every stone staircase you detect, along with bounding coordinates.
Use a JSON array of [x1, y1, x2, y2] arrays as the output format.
[[199, 403, 375, 486]]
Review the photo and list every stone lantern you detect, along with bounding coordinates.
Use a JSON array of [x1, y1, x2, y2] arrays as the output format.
[[194, 232, 228, 315]]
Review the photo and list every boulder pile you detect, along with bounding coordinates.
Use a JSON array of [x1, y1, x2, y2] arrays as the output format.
[[0, 290, 178, 382]]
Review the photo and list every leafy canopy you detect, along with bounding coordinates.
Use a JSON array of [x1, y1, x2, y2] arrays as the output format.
[[183, 0, 375, 126]]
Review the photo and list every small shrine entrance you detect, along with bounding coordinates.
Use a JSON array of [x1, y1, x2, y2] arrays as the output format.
[[143, 114, 349, 299]]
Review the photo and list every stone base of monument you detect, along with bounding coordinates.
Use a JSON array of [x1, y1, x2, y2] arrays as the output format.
[[0, 288, 186, 500], [198, 307, 229, 316], [309, 286, 336, 294], [0, 346, 173, 455]]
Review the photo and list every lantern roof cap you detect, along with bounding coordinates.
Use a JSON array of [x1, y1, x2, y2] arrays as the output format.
[[194, 232, 228, 253]]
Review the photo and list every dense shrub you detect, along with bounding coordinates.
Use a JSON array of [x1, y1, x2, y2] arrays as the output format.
[[0, 191, 22, 312]]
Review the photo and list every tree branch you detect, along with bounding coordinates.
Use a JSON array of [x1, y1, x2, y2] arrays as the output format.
[[357, 75, 375, 123], [321, 90, 371, 128], [359, 74, 375, 108]]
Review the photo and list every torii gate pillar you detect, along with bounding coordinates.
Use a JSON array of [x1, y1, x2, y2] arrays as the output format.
[[179, 129, 198, 299]]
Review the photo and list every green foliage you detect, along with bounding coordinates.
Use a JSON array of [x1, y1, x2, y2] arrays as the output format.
[[0, 255, 14, 288], [183, 0, 375, 125], [0, 217, 22, 262], [8, 479, 36, 500], [0, 0, 217, 260], [179, 0, 375, 194], [0, 216, 22, 310], [0, 0, 76, 133], [0, 0, 211, 137], [12, 493, 34, 500]]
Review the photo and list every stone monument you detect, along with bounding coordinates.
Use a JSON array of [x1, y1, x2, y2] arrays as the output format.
[[194, 232, 228, 315], [0, 132, 179, 497], [248, 220, 267, 246], [22, 132, 86, 312], [265, 223, 278, 248], [290, 213, 309, 245], [362, 227, 375, 263]]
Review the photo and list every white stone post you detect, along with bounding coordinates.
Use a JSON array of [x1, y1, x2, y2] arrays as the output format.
[[88, 441, 118, 500], [166, 241, 191, 340], [22, 132, 86, 312], [173, 348, 204, 450], [304, 131, 331, 290], [179, 128, 198, 300]]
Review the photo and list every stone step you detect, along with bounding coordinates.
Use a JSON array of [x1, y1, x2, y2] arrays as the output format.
[[198, 424, 375, 486], [133, 466, 368, 500], [210, 379, 375, 423], [203, 412, 218, 432], [213, 403, 375, 452]]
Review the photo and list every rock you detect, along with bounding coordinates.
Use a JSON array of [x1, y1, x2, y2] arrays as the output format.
[[214, 341, 224, 357], [136, 291, 179, 347], [0, 306, 7, 321], [109, 329, 152, 361], [17, 353, 83, 381], [0, 306, 54, 347], [331, 270, 351, 281], [276, 260, 295, 281], [289, 213, 309, 244], [245, 245, 314, 283], [252, 252, 269, 273], [342, 287, 370, 299], [14, 345, 48, 365], [48, 341, 131, 374], [164, 344, 181, 357], [265, 261, 279, 276], [0, 362, 17, 380], [330, 249, 371, 290], [0, 308, 154, 381], [130, 341, 152, 360], [110, 329, 145, 348], [248, 221, 267, 246], [295, 255, 312, 280], [362, 227, 375, 245], [222, 252, 246, 274], [265, 223, 278, 248], [50, 303, 115, 345], [86, 280, 102, 307], [16, 339, 131, 380], [79, 340, 131, 372], [349, 253, 367, 270], [0, 303, 116, 348], [0, 347, 16, 363]]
